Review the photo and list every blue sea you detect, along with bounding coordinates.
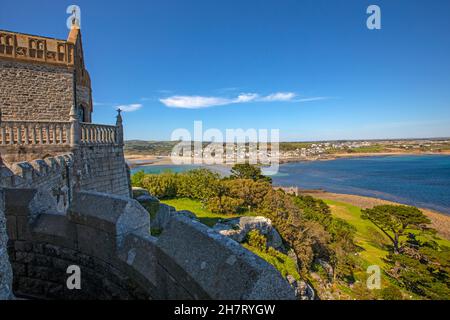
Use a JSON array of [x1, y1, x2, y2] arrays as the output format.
[[272, 155, 450, 214], [131, 155, 450, 214]]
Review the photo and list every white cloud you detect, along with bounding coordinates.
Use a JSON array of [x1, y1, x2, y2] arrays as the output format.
[[160, 96, 230, 109], [296, 97, 330, 102], [261, 92, 296, 101], [115, 103, 143, 112], [234, 93, 259, 103], [160, 91, 298, 109]]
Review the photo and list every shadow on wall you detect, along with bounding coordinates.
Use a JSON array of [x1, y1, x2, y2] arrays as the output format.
[[0, 189, 13, 300]]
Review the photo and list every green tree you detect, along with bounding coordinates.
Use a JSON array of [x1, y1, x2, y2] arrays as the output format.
[[225, 179, 272, 210], [361, 205, 431, 254], [385, 245, 450, 299], [177, 169, 221, 200], [230, 163, 272, 183], [131, 170, 146, 188], [141, 171, 178, 199]]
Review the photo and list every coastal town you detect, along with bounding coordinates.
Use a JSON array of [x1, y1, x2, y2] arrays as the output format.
[[125, 138, 450, 165]]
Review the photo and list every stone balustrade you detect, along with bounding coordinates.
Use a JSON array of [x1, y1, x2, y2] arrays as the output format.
[[0, 120, 122, 147], [0, 120, 72, 146], [80, 123, 118, 145]]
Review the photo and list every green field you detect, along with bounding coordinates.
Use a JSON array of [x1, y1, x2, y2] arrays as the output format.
[[323, 200, 389, 267], [159, 196, 449, 299], [323, 199, 450, 265]]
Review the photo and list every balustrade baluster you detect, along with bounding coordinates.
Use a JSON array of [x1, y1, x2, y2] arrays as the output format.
[[38, 125, 43, 144], [1, 126, 5, 145], [52, 124, 57, 144], [17, 125, 22, 145], [81, 126, 85, 143], [84, 126, 88, 144], [58, 125, 63, 144], [9, 125, 14, 145], [46, 125, 50, 144], [31, 125, 37, 144], [24, 124, 29, 145]]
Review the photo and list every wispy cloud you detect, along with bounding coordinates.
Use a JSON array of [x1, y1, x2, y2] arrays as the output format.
[[261, 92, 296, 102], [115, 103, 143, 112], [295, 97, 331, 102], [160, 91, 299, 109], [160, 96, 231, 109], [93, 101, 115, 106]]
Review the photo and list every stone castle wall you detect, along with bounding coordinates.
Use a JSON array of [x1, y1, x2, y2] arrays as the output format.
[[3, 189, 294, 300], [0, 60, 74, 122], [0, 147, 130, 203], [76, 85, 92, 122], [0, 154, 74, 213], [76, 145, 131, 198], [0, 189, 13, 300]]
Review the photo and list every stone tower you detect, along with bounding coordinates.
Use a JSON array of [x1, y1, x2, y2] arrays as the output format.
[[0, 25, 131, 197], [0, 24, 92, 123]]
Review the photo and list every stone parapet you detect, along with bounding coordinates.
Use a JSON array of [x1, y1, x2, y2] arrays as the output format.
[[0, 189, 13, 300], [3, 189, 295, 300], [0, 30, 74, 66]]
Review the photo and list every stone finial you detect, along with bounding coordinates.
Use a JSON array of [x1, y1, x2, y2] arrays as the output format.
[[115, 108, 124, 145], [116, 108, 123, 126]]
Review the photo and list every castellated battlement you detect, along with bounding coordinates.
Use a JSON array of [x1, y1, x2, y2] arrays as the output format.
[[0, 30, 75, 66], [1, 188, 294, 299]]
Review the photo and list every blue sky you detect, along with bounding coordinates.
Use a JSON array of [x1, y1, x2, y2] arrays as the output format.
[[2, 0, 450, 141]]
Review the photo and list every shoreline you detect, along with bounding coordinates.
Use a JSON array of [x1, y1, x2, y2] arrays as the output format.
[[279, 150, 450, 163], [126, 151, 450, 167], [299, 190, 450, 241], [126, 153, 450, 240]]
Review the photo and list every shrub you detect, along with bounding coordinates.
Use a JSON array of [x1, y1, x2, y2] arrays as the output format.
[[131, 170, 146, 187], [381, 285, 404, 300], [141, 172, 178, 199], [207, 196, 244, 215], [246, 230, 267, 252]]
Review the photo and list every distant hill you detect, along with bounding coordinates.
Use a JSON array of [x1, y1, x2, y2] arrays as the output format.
[[124, 140, 179, 155]]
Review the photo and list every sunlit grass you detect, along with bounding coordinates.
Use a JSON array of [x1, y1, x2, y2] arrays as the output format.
[[160, 198, 242, 227]]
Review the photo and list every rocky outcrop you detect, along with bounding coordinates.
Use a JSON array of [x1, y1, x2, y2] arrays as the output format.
[[213, 216, 284, 250], [316, 258, 334, 280], [286, 275, 315, 300]]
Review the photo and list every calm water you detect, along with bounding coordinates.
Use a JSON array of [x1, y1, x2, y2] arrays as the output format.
[[273, 155, 450, 214], [131, 155, 450, 214], [130, 164, 231, 176]]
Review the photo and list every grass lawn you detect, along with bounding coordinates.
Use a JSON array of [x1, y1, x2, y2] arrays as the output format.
[[243, 244, 301, 281], [160, 198, 242, 227], [323, 199, 450, 268], [323, 199, 390, 268]]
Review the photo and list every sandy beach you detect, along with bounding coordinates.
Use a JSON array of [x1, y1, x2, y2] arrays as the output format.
[[127, 150, 450, 167]]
